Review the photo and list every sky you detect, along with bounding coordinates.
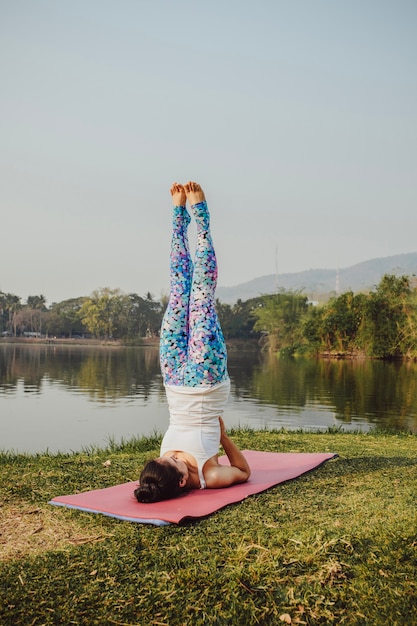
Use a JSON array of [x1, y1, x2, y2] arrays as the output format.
[[1, 0, 416, 305]]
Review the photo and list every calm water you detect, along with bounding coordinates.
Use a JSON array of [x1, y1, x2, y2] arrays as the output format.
[[1, 344, 417, 453]]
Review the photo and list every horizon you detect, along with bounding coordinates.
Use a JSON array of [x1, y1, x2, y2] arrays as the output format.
[[2, 249, 417, 306]]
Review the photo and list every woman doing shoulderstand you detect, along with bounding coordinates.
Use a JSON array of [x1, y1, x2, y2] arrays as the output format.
[[135, 182, 251, 503]]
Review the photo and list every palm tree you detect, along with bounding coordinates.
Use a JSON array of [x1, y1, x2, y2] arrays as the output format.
[[4, 293, 22, 336], [0, 291, 6, 334], [27, 294, 47, 336]]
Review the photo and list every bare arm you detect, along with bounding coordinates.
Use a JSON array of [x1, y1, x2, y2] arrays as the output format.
[[204, 417, 251, 488]]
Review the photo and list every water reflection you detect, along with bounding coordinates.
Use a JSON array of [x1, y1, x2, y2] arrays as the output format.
[[1, 344, 416, 453], [0, 344, 163, 401], [230, 355, 417, 433]]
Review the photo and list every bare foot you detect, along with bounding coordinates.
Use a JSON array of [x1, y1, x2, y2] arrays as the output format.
[[170, 182, 186, 207], [184, 181, 206, 205]]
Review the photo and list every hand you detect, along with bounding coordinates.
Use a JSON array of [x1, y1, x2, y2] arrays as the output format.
[[219, 416, 228, 443], [213, 416, 251, 485]]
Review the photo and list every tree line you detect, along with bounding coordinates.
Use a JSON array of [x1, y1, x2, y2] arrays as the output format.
[[249, 273, 417, 359], [1, 274, 417, 358], [0, 289, 163, 341]]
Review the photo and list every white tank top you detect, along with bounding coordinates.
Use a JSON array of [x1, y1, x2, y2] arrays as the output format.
[[160, 379, 230, 488]]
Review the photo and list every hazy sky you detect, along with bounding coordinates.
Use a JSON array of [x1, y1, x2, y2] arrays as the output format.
[[1, 1, 416, 305]]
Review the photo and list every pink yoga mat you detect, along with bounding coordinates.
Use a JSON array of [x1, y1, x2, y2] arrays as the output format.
[[49, 450, 336, 526]]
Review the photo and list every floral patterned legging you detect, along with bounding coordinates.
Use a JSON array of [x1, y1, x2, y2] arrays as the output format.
[[159, 201, 229, 387]]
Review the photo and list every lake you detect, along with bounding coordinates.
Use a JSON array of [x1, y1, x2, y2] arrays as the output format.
[[1, 343, 416, 453]]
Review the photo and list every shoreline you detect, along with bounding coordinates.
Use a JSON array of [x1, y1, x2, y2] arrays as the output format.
[[1, 426, 414, 459], [0, 337, 409, 361], [2, 337, 413, 359], [0, 336, 261, 351]]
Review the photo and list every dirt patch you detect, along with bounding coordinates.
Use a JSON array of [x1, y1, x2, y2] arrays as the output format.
[[0, 503, 111, 561]]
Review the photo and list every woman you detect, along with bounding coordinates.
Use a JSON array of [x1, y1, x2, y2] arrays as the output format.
[[135, 181, 250, 503]]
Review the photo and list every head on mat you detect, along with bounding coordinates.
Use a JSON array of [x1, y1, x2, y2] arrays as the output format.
[[134, 459, 186, 503], [135, 182, 250, 504]]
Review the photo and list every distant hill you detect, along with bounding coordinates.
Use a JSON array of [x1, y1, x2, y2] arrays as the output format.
[[217, 252, 417, 304]]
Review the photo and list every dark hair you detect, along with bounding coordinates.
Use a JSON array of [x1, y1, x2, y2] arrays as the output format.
[[134, 459, 185, 503]]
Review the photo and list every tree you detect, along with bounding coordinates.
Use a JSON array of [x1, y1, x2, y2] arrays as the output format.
[[314, 291, 367, 353], [303, 305, 327, 353], [216, 300, 234, 339], [232, 298, 263, 339], [80, 288, 130, 339], [26, 295, 47, 310], [126, 294, 161, 338], [398, 287, 417, 359], [3, 293, 22, 336], [142, 292, 163, 337], [359, 274, 414, 358], [25, 294, 47, 335], [252, 290, 309, 353], [0, 292, 6, 334], [216, 297, 262, 340], [46, 297, 88, 337]]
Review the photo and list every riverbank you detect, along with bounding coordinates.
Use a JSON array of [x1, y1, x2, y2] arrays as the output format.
[[1, 429, 416, 625], [0, 336, 260, 350], [1, 336, 132, 347], [4, 336, 414, 360]]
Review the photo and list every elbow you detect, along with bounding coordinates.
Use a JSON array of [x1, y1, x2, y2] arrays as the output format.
[[242, 465, 251, 482]]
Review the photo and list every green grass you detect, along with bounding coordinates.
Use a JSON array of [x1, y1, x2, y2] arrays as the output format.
[[1, 430, 416, 625]]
